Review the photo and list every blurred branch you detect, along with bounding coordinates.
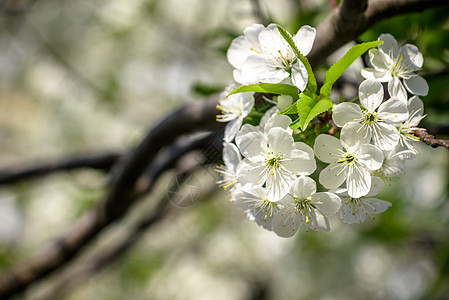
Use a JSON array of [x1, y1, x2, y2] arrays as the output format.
[[42, 163, 218, 299], [415, 129, 449, 149], [250, 0, 268, 25], [0, 97, 223, 299], [0, 153, 121, 185], [309, 0, 448, 67]]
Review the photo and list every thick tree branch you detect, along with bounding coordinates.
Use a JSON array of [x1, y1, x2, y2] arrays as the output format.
[[414, 129, 449, 149], [0, 97, 223, 299], [309, 0, 448, 67], [0, 153, 121, 185]]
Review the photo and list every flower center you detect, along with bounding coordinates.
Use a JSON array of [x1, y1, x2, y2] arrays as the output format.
[[363, 111, 378, 125], [266, 153, 283, 169], [338, 153, 356, 165], [294, 197, 315, 224]]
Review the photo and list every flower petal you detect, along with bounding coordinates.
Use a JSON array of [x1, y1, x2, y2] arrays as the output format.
[[241, 55, 287, 84], [264, 114, 292, 133], [319, 163, 347, 190], [361, 197, 392, 214], [401, 44, 423, 69], [340, 198, 368, 224], [340, 122, 371, 148], [361, 68, 391, 82], [283, 142, 316, 175], [372, 122, 400, 151], [312, 192, 341, 216], [313, 134, 344, 164], [235, 124, 259, 146], [346, 163, 371, 198], [366, 176, 385, 197], [403, 75, 429, 96], [227, 35, 251, 69], [359, 79, 384, 111], [266, 127, 294, 155], [293, 25, 316, 56], [388, 77, 408, 103], [291, 60, 308, 91], [236, 131, 266, 158], [224, 118, 243, 143], [243, 24, 264, 51], [223, 142, 241, 172], [332, 102, 363, 127], [306, 209, 330, 232], [379, 33, 399, 59], [369, 48, 390, 71], [236, 159, 267, 186], [358, 143, 384, 171], [290, 175, 316, 199], [272, 200, 302, 238], [378, 98, 408, 123]]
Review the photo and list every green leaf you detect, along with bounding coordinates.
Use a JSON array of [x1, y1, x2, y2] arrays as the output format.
[[289, 116, 302, 129], [320, 40, 384, 98], [297, 92, 333, 130], [279, 100, 298, 115], [277, 25, 317, 93], [227, 83, 299, 100]]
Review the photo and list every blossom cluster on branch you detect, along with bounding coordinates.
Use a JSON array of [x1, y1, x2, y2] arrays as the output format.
[[216, 23, 427, 238]]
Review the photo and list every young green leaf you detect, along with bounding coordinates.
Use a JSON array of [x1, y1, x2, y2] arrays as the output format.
[[227, 83, 299, 100], [320, 40, 384, 98], [279, 100, 299, 115], [276, 25, 317, 93], [297, 92, 333, 130]]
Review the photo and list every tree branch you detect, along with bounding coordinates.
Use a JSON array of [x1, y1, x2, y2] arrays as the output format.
[[414, 129, 449, 149], [0, 97, 223, 299], [309, 0, 448, 67], [0, 153, 121, 185]]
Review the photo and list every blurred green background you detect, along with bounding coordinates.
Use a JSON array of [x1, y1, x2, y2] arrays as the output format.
[[0, 0, 448, 299]]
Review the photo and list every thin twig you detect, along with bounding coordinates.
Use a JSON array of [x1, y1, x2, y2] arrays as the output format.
[[0, 153, 121, 185], [414, 129, 449, 149]]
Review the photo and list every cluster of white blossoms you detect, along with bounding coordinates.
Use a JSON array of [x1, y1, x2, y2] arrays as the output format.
[[216, 24, 427, 237]]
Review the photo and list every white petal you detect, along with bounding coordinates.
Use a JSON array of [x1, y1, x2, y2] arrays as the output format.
[[359, 79, 384, 111], [265, 168, 295, 202], [264, 114, 292, 133], [243, 24, 264, 51], [407, 96, 424, 124], [227, 35, 251, 69], [372, 122, 400, 151], [366, 176, 385, 197], [224, 118, 243, 143], [379, 33, 399, 59], [267, 127, 294, 155], [340, 122, 370, 148], [361, 198, 392, 214], [290, 176, 316, 199], [392, 149, 417, 161], [294, 25, 316, 56], [369, 48, 390, 71], [233, 69, 245, 84], [313, 134, 344, 164], [291, 61, 308, 91], [272, 202, 302, 238], [223, 142, 241, 172], [403, 75, 429, 96], [284, 142, 316, 175], [340, 198, 368, 224], [388, 77, 408, 103], [307, 209, 330, 232], [346, 163, 371, 198], [312, 192, 341, 216], [234, 185, 266, 210], [236, 159, 267, 186], [258, 106, 279, 129], [235, 124, 259, 146], [277, 95, 293, 110], [361, 68, 391, 82], [332, 102, 363, 127], [358, 143, 384, 170], [319, 163, 347, 190], [241, 93, 255, 117], [258, 24, 294, 62], [378, 98, 408, 123], [236, 131, 266, 158], [402, 44, 423, 69]]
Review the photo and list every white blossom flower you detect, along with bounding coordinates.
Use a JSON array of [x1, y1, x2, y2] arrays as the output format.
[[314, 133, 383, 198], [216, 142, 241, 198], [397, 95, 426, 152], [236, 123, 316, 202], [361, 33, 428, 100], [333, 79, 408, 151], [227, 24, 265, 84], [216, 85, 254, 142], [375, 149, 416, 178], [234, 185, 283, 230], [271, 176, 341, 237], [229, 23, 316, 90], [337, 177, 391, 224]]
